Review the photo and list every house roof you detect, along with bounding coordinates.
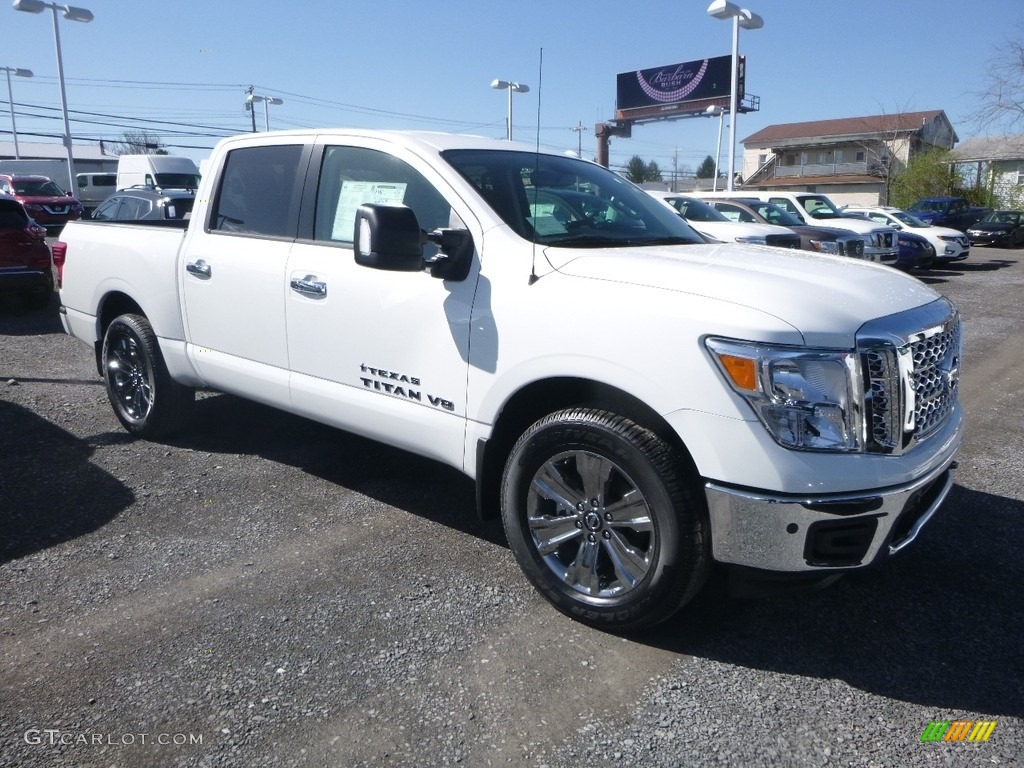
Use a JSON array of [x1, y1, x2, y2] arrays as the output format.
[[743, 110, 952, 146], [950, 135, 1024, 162]]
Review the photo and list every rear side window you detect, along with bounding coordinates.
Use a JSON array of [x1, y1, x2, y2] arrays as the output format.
[[210, 144, 303, 237]]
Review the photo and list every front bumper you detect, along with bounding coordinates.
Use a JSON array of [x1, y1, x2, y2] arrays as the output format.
[[704, 455, 956, 572]]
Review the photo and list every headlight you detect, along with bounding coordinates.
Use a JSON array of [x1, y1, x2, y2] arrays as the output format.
[[809, 239, 839, 253], [938, 235, 957, 242], [735, 236, 768, 245], [706, 338, 861, 452]]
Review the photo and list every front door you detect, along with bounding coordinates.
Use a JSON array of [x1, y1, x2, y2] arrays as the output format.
[[284, 140, 481, 469]]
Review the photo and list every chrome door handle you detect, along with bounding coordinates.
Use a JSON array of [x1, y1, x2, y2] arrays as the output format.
[[290, 275, 327, 297], [186, 260, 211, 278]]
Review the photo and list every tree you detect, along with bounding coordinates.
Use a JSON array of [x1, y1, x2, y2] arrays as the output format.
[[106, 129, 167, 156], [889, 148, 959, 209], [623, 155, 663, 184], [970, 18, 1024, 131], [696, 155, 718, 179]]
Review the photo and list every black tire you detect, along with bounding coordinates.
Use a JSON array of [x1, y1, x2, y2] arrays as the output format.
[[19, 289, 52, 312], [500, 408, 708, 630], [101, 313, 194, 438], [20, 273, 54, 312]]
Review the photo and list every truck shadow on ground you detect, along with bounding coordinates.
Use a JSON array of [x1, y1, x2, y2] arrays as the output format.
[[171, 391, 504, 546], [152, 393, 1023, 716], [0, 399, 135, 564], [648, 483, 1024, 718]]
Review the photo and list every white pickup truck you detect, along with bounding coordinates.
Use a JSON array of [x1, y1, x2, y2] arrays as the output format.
[[56, 130, 964, 630]]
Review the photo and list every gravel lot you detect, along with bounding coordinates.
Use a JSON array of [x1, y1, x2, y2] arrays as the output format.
[[1, 249, 1022, 767]]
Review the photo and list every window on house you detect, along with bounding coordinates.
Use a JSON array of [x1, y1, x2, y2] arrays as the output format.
[[856, 151, 865, 162]]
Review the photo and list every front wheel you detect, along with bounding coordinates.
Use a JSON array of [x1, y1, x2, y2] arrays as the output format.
[[101, 314, 194, 438], [501, 408, 708, 630]]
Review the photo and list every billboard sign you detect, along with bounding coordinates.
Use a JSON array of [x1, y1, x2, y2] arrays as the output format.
[[616, 55, 741, 118]]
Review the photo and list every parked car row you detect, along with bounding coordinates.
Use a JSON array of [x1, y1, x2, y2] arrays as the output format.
[[647, 189, 1022, 271]]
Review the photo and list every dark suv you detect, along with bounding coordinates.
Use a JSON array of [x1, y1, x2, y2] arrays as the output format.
[[0, 174, 83, 233], [0, 195, 53, 310], [90, 187, 195, 222]]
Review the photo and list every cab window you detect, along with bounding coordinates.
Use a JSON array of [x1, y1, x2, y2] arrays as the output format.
[[313, 145, 453, 247], [210, 144, 303, 237]]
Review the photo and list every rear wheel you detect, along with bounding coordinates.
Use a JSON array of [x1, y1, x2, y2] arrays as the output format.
[[101, 314, 194, 437], [501, 408, 708, 630]]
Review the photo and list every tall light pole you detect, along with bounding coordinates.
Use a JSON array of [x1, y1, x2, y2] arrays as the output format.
[[707, 0, 762, 191], [1, 66, 33, 160], [490, 79, 529, 141], [248, 93, 284, 131], [13, 0, 93, 193], [704, 105, 727, 192]]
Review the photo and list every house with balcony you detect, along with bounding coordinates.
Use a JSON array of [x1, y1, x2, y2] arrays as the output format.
[[950, 134, 1024, 208], [736, 110, 958, 206]]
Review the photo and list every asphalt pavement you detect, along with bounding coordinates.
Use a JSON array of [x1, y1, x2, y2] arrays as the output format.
[[1, 248, 1021, 768]]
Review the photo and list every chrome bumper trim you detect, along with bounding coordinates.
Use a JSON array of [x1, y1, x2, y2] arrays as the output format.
[[704, 457, 956, 572]]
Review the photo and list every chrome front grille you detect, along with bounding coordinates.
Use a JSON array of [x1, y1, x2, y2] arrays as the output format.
[[838, 238, 865, 258], [858, 300, 962, 454], [765, 234, 801, 249]]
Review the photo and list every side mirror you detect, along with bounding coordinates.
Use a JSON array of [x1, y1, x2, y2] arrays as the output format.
[[353, 203, 474, 281], [352, 204, 425, 272]]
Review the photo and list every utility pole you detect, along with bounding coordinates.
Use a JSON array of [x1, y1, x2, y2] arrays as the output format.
[[571, 121, 588, 158], [245, 85, 256, 133]]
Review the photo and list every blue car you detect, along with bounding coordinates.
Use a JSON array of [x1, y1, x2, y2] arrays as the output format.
[[896, 230, 935, 271]]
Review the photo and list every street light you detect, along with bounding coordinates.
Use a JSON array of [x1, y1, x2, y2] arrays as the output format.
[[1, 66, 33, 160], [490, 79, 529, 141], [707, 0, 762, 191], [13, 0, 94, 192], [248, 93, 284, 132], [704, 105, 728, 192]]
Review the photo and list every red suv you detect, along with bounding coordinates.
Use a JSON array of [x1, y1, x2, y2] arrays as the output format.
[[0, 195, 53, 310], [0, 174, 83, 232]]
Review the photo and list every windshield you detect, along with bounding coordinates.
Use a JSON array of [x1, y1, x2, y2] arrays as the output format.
[[798, 195, 843, 219], [751, 201, 802, 227], [442, 149, 703, 247], [13, 179, 67, 196], [908, 199, 944, 213], [892, 210, 929, 227], [155, 173, 200, 189], [663, 196, 729, 223]]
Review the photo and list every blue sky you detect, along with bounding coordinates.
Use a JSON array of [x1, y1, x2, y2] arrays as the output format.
[[2, 0, 1021, 173]]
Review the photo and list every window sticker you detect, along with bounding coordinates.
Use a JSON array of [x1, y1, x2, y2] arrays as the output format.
[[333, 181, 407, 240]]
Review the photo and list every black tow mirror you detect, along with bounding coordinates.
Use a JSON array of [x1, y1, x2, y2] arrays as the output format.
[[353, 204, 425, 272], [353, 203, 474, 281]]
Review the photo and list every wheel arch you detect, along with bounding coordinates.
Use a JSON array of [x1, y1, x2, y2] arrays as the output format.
[[92, 291, 146, 374], [475, 376, 700, 520]]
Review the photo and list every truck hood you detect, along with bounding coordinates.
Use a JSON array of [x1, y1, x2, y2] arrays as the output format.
[[545, 242, 940, 347]]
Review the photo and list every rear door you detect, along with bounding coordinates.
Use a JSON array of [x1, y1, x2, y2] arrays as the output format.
[[180, 139, 309, 405]]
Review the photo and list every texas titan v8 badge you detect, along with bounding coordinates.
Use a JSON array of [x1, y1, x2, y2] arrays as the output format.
[[358, 364, 455, 411]]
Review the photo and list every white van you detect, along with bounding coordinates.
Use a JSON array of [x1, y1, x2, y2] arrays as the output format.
[[76, 172, 117, 211], [116, 155, 201, 191]]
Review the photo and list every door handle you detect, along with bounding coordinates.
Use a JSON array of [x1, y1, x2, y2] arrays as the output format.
[[186, 260, 211, 278], [290, 275, 327, 297]]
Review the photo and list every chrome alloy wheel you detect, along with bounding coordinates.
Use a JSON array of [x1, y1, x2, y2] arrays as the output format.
[[527, 449, 655, 598], [106, 328, 155, 424]]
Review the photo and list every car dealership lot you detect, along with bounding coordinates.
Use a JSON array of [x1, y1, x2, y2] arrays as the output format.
[[1, 251, 1022, 767]]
